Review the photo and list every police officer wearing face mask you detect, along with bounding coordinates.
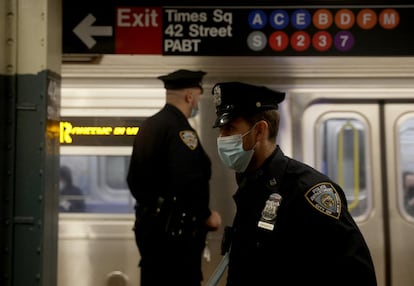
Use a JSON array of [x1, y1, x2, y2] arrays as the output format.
[[127, 69, 222, 286], [211, 82, 377, 286]]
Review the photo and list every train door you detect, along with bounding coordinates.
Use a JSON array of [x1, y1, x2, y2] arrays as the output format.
[[301, 100, 414, 286], [384, 104, 414, 286], [58, 145, 139, 286], [57, 116, 144, 286]]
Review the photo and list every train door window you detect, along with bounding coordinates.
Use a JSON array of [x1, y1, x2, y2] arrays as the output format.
[[59, 151, 135, 214], [314, 113, 372, 221], [104, 157, 130, 189], [397, 116, 414, 220]]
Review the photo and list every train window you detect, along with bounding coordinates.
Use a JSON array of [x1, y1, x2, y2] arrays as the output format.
[[102, 156, 130, 189], [59, 154, 135, 214], [315, 114, 372, 221], [397, 117, 414, 220]]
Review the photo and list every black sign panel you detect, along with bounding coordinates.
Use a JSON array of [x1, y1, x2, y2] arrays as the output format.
[[60, 117, 144, 146], [62, 1, 414, 56], [63, 2, 116, 54]]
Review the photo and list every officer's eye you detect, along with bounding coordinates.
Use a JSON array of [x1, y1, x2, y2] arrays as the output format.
[[218, 126, 233, 137]]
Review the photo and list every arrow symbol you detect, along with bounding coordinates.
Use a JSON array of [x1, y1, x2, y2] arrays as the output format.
[[73, 13, 113, 49]]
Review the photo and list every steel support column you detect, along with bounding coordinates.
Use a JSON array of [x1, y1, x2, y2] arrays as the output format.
[[1, 1, 62, 285]]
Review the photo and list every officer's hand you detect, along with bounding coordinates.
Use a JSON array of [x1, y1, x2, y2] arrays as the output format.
[[205, 210, 222, 231]]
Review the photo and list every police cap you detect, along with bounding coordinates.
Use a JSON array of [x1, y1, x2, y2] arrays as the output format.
[[212, 82, 285, 128], [158, 69, 206, 90]]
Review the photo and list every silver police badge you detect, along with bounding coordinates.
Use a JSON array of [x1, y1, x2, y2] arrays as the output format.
[[258, 193, 282, 231]]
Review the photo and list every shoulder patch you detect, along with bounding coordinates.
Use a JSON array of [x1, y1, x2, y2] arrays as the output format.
[[305, 182, 341, 219], [179, 130, 198, 150]]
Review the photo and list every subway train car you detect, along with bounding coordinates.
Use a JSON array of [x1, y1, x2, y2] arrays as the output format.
[[58, 55, 414, 286]]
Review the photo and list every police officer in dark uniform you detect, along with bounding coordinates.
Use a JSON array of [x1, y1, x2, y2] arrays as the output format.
[[127, 69, 221, 286], [211, 82, 377, 286]]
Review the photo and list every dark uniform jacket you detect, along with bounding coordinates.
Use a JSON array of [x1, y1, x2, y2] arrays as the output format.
[[226, 146, 377, 286], [127, 104, 212, 281]]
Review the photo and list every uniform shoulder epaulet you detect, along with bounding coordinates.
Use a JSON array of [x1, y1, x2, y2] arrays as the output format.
[[304, 182, 341, 219]]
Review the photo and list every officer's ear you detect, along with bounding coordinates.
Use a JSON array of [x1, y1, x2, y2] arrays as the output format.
[[184, 88, 197, 103], [183, 89, 192, 103], [254, 120, 268, 141]]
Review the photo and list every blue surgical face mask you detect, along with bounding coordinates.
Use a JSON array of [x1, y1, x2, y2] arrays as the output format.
[[217, 127, 255, 173], [190, 103, 199, 118]]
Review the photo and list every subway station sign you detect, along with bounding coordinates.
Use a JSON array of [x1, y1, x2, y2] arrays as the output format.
[[63, 1, 414, 56]]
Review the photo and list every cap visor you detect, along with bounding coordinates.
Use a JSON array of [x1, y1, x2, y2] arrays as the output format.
[[213, 113, 232, 128]]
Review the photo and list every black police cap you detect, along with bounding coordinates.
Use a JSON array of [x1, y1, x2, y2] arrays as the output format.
[[212, 82, 286, 128], [158, 69, 206, 90]]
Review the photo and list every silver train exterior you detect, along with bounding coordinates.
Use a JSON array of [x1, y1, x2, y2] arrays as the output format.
[[59, 55, 414, 286]]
